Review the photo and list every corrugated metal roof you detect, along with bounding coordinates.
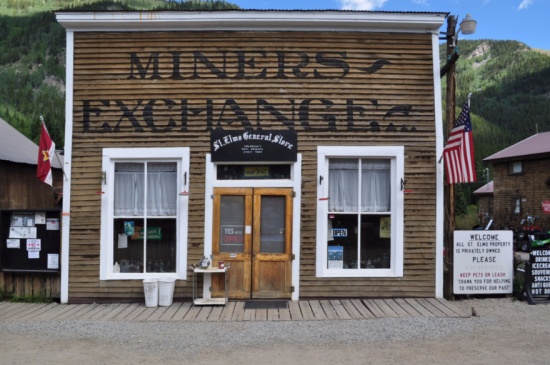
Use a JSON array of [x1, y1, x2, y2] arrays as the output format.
[[484, 131, 550, 162], [473, 181, 493, 195], [0, 117, 62, 168]]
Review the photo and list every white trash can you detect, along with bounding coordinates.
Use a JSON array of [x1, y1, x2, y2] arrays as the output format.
[[158, 278, 176, 307], [143, 278, 159, 307]]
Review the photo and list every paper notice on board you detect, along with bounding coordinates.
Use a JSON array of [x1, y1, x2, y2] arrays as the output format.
[[9, 227, 37, 239], [48, 254, 59, 269], [35, 212, 46, 224], [27, 239, 41, 251], [6, 239, 20, 249], [28, 251, 40, 259], [46, 218, 60, 230], [118, 234, 128, 249]]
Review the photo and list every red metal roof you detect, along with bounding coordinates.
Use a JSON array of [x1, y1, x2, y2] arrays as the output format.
[[473, 181, 493, 195], [483, 131, 550, 162]]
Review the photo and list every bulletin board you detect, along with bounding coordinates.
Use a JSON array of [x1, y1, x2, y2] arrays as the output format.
[[0, 209, 61, 273]]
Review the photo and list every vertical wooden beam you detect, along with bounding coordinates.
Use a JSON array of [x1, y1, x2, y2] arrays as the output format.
[[444, 15, 457, 299]]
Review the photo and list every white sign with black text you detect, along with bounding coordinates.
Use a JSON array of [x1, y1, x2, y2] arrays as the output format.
[[453, 230, 514, 294]]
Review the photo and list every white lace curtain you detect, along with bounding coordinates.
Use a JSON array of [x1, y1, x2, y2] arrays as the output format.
[[114, 162, 177, 216], [328, 159, 390, 212]]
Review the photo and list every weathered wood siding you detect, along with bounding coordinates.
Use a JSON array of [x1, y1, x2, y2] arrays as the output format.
[[69, 31, 438, 301], [0, 161, 63, 210]]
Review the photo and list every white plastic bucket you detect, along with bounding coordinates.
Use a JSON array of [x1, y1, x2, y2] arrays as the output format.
[[143, 278, 159, 307], [158, 278, 176, 307]]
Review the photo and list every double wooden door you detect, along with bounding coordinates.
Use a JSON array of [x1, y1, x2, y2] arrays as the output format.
[[211, 187, 293, 299]]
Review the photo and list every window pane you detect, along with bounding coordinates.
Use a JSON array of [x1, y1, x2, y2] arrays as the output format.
[[360, 215, 391, 269], [328, 159, 359, 212], [145, 218, 176, 273], [147, 162, 177, 216], [260, 196, 285, 253], [327, 214, 359, 269], [361, 160, 391, 212], [114, 163, 144, 216], [219, 196, 245, 253], [113, 218, 144, 272]]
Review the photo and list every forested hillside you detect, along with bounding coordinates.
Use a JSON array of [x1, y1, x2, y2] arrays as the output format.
[[1, 0, 549, 183], [442, 40, 550, 176]]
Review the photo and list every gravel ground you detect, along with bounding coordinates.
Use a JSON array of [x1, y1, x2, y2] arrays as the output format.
[[1, 298, 549, 365]]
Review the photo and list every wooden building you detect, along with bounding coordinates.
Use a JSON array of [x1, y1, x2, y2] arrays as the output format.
[[0, 117, 63, 298], [473, 181, 494, 229], [484, 132, 550, 229], [55, 10, 448, 304]]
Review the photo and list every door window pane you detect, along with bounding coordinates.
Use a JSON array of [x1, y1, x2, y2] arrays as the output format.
[[260, 196, 286, 253], [220, 196, 245, 253]]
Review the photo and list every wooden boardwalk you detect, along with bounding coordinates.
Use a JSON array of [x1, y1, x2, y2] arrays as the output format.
[[0, 298, 470, 322]]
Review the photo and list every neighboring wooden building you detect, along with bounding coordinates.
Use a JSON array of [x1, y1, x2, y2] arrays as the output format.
[[484, 131, 550, 229], [56, 10, 448, 304], [473, 181, 494, 228], [0, 117, 63, 298]]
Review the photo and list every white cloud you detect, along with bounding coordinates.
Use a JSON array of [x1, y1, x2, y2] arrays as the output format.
[[518, 0, 533, 10], [339, 0, 388, 11]]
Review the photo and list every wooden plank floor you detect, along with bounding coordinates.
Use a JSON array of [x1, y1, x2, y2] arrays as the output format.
[[0, 298, 470, 323]]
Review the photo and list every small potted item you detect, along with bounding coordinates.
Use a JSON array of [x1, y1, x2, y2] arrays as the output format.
[[199, 256, 210, 269]]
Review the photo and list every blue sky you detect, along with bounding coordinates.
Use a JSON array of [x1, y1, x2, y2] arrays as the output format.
[[231, 0, 550, 50]]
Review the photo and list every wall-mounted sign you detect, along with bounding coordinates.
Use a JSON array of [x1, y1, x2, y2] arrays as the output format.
[[453, 230, 513, 294], [542, 200, 550, 214], [211, 130, 297, 162]]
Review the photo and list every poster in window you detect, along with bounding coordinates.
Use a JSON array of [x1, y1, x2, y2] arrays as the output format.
[[124, 221, 134, 236], [380, 217, 391, 238], [328, 246, 344, 269], [118, 233, 128, 249]]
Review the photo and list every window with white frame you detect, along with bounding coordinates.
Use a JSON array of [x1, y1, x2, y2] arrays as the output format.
[[100, 148, 189, 280], [316, 146, 404, 278]]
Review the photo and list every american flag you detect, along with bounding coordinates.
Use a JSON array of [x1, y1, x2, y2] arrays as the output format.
[[443, 101, 476, 184]]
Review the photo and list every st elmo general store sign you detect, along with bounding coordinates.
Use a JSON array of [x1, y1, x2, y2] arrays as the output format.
[[80, 50, 421, 134]]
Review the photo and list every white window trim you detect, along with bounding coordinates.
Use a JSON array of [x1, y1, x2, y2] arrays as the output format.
[[100, 147, 190, 280], [316, 146, 404, 278]]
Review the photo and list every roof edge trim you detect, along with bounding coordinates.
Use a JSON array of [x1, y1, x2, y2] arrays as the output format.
[[55, 11, 447, 32]]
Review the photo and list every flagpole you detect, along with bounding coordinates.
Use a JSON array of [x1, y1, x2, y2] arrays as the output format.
[[40, 115, 67, 181]]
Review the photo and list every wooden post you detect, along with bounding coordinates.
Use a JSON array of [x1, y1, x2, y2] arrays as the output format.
[[444, 15, 457, 299]]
